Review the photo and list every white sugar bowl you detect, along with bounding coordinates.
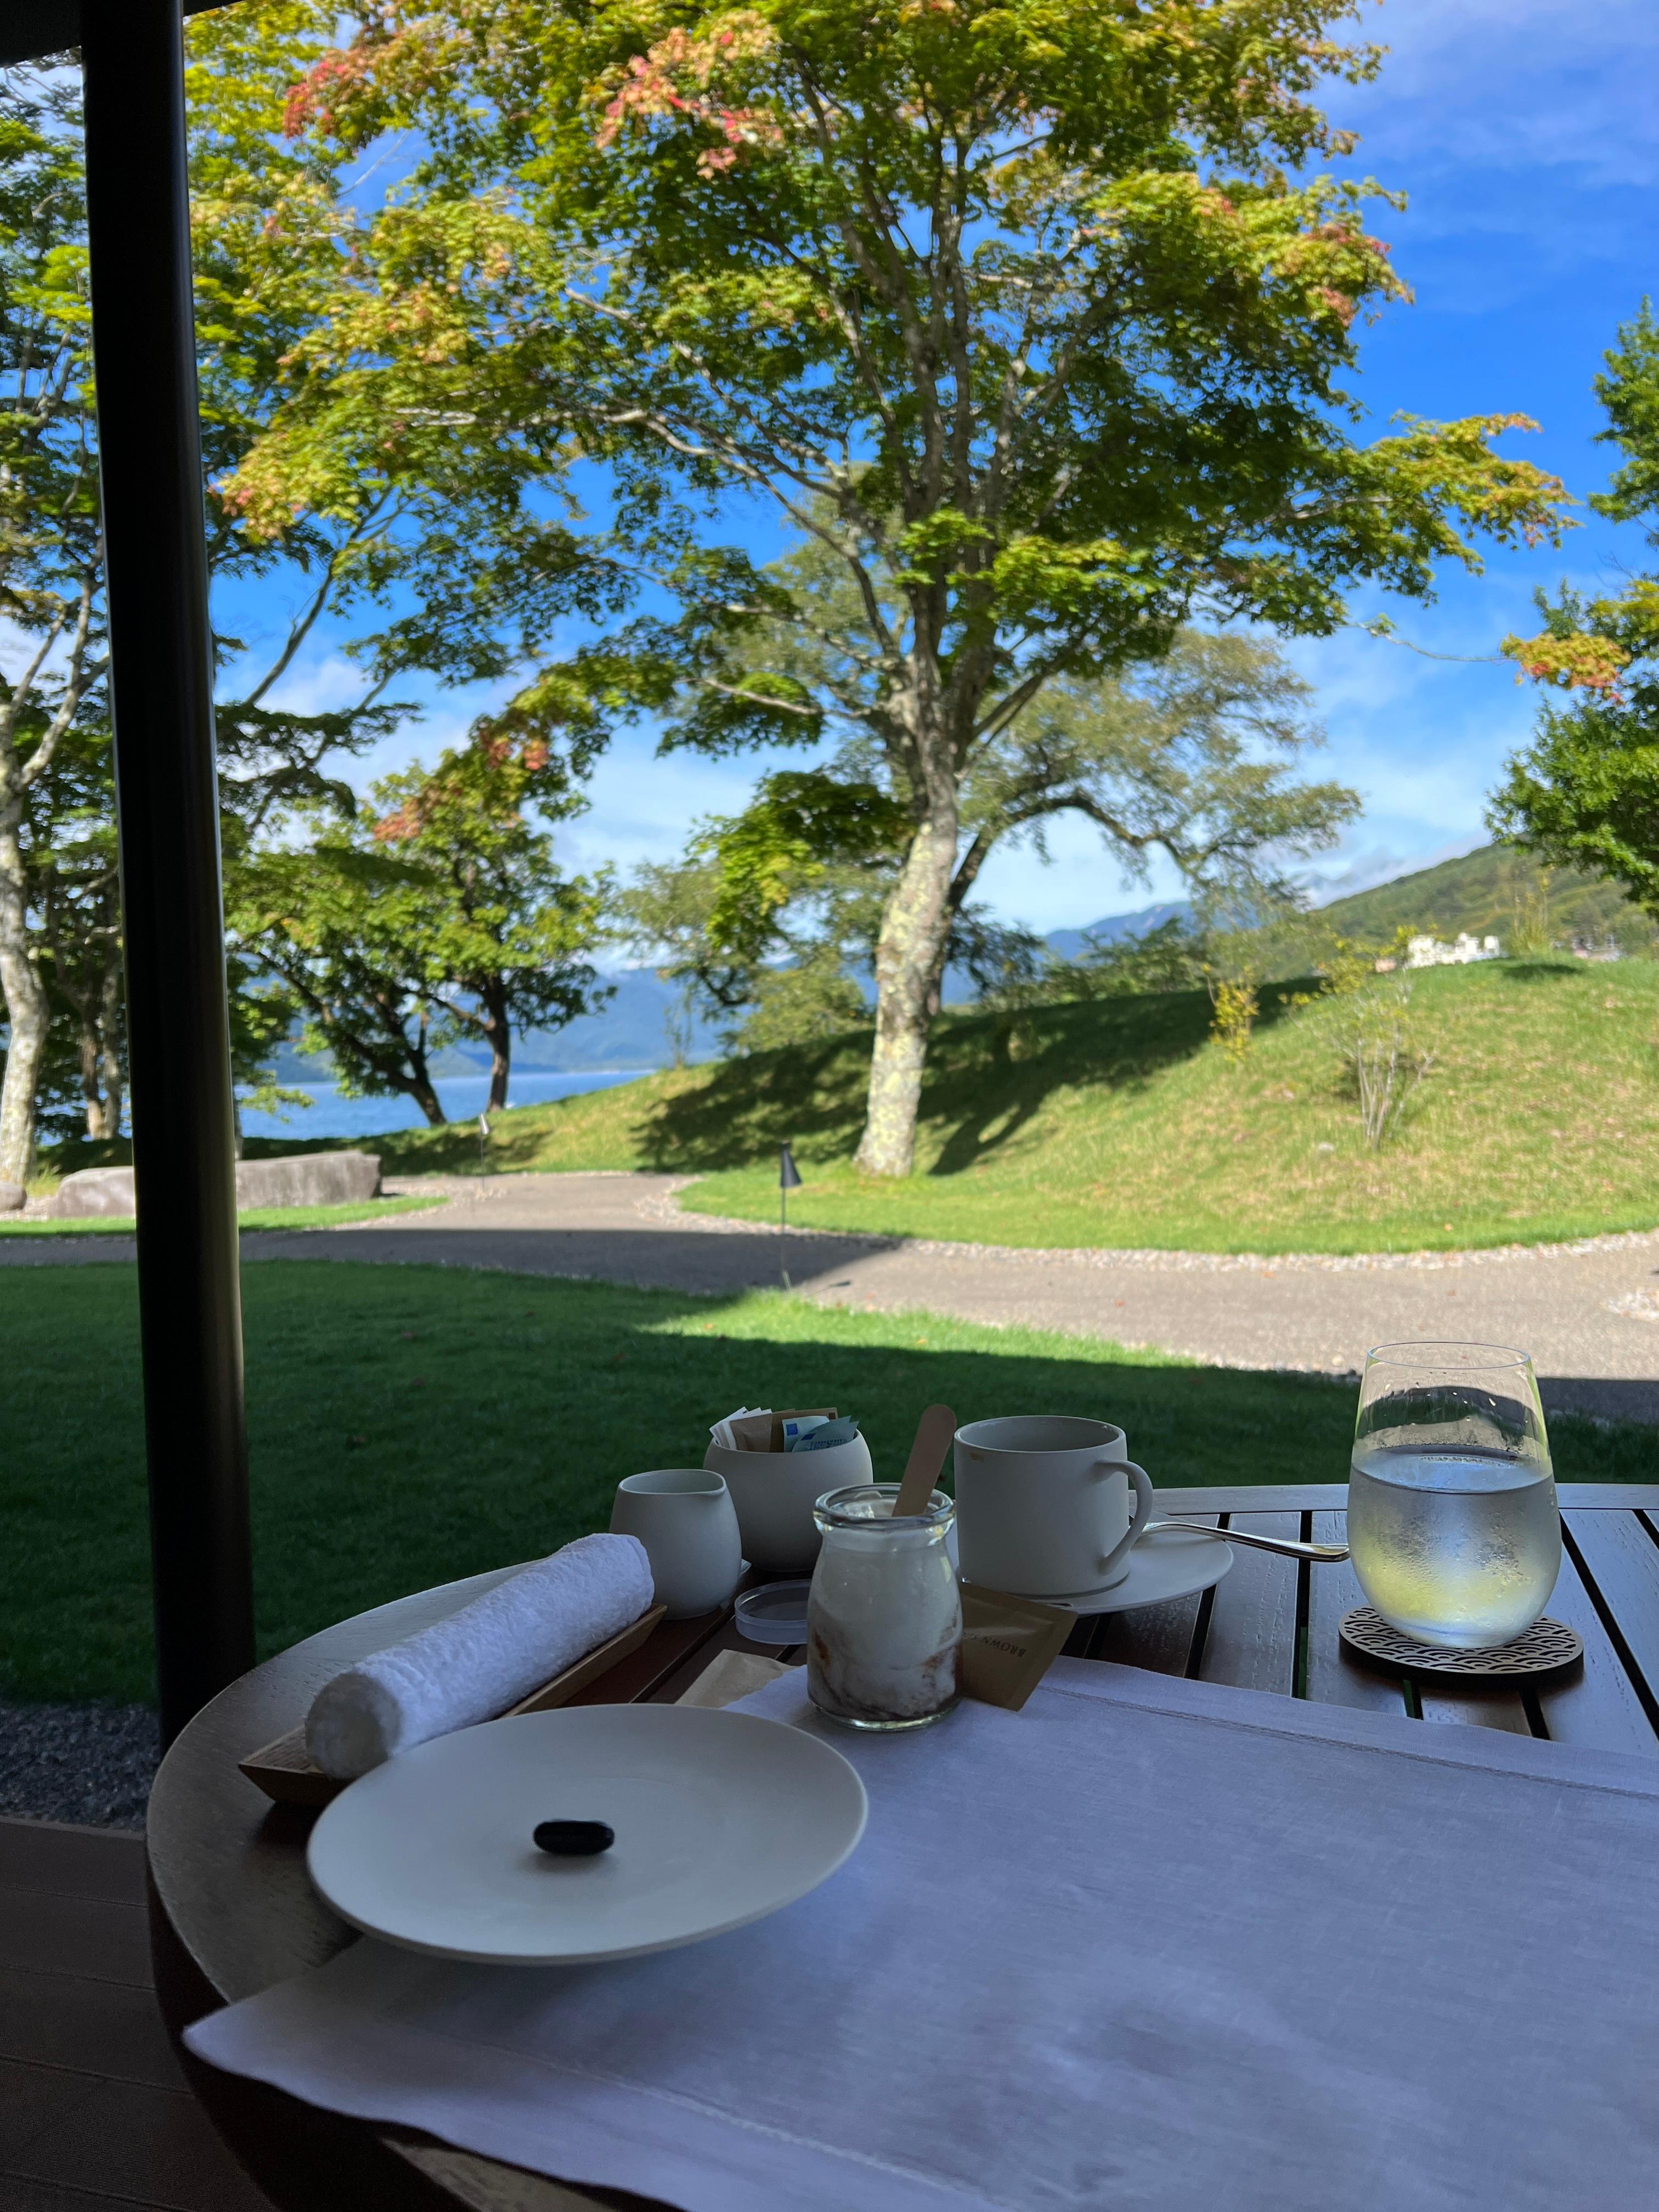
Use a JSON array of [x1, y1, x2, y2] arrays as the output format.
[[703, 1434, 874, 1572]]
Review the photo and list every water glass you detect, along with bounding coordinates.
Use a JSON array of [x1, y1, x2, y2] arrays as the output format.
[[1348, 1341, 1560, 1649]]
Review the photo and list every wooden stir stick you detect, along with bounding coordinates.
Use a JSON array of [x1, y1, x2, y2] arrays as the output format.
[[893, 1403, 957, 1517]]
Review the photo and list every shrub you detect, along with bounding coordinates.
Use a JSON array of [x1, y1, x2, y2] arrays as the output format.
[[1208, 978, 1260, 1065], [1329, 978, 1436, 1146]]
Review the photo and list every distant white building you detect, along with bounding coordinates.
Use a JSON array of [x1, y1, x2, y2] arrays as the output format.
[[1405, 932, 1501, 968]]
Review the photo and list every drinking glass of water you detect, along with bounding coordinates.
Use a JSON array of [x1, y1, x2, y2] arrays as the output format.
[[1347, 1341, 1560, 1649]]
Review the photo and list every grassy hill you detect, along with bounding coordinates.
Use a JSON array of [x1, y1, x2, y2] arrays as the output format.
[[222, 953, 1659, 1255], [1319, 844, 1656, 954]]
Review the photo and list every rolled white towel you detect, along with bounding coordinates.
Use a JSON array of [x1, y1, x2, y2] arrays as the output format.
[[305, 1534, 654, 1780]]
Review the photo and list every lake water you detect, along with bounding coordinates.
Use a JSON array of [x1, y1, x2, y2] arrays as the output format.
[[239, 1069, 650, 1142]]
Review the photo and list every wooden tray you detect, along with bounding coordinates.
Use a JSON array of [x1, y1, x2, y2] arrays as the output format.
[[239, 1604, 668, 1808]]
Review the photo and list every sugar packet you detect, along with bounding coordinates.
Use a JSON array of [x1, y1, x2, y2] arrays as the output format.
[[789, 1415, 861, 1453]]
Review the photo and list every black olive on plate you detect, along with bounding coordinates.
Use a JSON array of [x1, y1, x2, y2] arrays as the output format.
[[533, 1820, 614, 1856]]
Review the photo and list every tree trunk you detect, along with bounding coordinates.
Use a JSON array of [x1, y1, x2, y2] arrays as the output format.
[[854, 814, 959, 1178], [405, 1023, 445, 1125], [72, 944, 126, 1141], [409, 1076, 446, 1125], [481, 987, 511, 1112], [97, 951, 123, 1139], [0, 809, 49, 1188], [77, 1011, 104, 1137]]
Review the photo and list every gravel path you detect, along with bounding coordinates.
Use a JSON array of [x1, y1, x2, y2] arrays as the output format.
[[10, 1169, 1657, 1424], [0, 1701, 157, 1830]]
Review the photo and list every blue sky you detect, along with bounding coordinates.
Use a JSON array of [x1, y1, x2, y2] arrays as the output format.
[[228, 0, 1658, 933]]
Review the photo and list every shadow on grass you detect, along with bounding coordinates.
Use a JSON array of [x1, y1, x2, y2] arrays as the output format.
[[1500, 960, 1587, 985], [636, 981, 1307, 1176], [38, 979, 1311, 1187], [2, 1258, 1652, 1706]]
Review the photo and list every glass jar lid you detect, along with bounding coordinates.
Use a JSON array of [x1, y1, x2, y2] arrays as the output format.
[[813, 1481, 955, 1533]]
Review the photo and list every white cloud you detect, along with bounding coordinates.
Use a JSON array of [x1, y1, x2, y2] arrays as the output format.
[[559, 730, 796, 876], [1302, 833, 1485, 906], [1338, 0, 1659, 191]]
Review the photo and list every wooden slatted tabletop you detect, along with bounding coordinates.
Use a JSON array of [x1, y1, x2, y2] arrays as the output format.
[[149, 1483, 1659, 2212]]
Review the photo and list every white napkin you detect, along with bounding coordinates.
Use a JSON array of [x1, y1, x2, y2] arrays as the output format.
[[196, 1661, 1659, 2210], [304, 1535, 653, 1779]]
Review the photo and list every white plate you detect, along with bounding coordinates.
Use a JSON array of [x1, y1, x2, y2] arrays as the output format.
[[307, 1703, 867, 1965], [1027, 1527, 1234, 1616]]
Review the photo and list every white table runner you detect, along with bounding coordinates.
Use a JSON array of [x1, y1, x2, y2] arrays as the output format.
[[188, 1661, 1659, 2211]]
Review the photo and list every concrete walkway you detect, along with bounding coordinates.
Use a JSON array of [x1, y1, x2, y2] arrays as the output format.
[[8, 1171, 1658, 1424]]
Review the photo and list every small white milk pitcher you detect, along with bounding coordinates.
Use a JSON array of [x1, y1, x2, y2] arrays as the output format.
[[610, 1469, 744, 1618]]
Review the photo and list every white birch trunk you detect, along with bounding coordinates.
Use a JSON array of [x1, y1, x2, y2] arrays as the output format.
[[0, 804, 48, 1188], [854, 811, 958, 1178]]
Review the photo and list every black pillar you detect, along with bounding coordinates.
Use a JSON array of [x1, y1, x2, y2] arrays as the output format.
[[82, 0, 255, 1745]]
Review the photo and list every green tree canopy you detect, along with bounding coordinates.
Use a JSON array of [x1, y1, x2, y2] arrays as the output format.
[[0, 66, 104, 1186], [232, 733, 609, 1122], [1491, 304, 1659, 911], [0, 5, 624, 1182], [629, 625, 1349, 1045], [245, 0, 1570, 1172]]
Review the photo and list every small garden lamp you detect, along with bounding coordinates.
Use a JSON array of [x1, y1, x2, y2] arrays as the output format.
[[779, 1143, 803, 1289]]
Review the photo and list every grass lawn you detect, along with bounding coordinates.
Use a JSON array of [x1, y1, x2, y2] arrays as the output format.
[[3, 1259, 1652, 1706], [116, 955, 1659, 1255], [0, 1194, 442, 1238]]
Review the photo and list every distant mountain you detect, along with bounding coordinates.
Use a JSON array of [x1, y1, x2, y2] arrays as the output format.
[[1042, 849, 1658, 966], [511, 969, 724, 1070], [1316, 845, 1655, 952], [270, 968, 724, 1083], [1042, 900, 1193, 963]]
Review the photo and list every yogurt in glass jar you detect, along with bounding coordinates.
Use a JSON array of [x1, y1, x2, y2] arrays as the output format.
[[806, 1484, 961, 1730]]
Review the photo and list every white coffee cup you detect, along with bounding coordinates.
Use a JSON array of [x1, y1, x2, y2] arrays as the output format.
[[610, 1469, 744, 1619], [953, 1416, 1155, 1598]]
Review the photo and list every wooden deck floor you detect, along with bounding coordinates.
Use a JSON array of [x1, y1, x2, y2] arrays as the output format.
[[0, 1817, 273, 2210]]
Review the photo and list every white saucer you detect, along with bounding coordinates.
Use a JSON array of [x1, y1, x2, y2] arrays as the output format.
[[1027, 1527, 1233, 1616], [307, 1703, 867, 1965]]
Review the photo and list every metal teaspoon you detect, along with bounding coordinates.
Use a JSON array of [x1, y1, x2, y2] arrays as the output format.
[[1144, 1517, 1348, 1563]]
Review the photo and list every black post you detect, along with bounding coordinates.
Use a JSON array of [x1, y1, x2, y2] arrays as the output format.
[[778, 1142, 802, 1292], [82, 0, 255, 1745]]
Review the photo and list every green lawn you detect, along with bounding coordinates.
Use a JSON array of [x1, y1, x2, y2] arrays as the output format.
[[0, 1194, 442, 1237], [113, 955, 1659, 1255], [3, 1259, 1652, 1706]]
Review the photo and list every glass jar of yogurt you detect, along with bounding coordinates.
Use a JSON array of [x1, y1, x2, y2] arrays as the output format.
[[806, 1483, 961, 1730]]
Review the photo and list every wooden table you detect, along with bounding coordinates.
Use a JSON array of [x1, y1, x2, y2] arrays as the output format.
[[149, 1483, 1659, 2212]]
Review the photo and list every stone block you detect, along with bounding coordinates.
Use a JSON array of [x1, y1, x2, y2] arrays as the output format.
[[44, 1150, 381, 1219], [0, 1182, 24, 1214], [234, 1150, 381, 1209], [48, 1166, 137, 1218]]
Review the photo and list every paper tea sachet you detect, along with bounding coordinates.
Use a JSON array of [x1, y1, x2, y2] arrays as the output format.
[[958, 1585, 1075, 1711], [731, 1411, 782, 1451], [710, 1407, 771, 1451]]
